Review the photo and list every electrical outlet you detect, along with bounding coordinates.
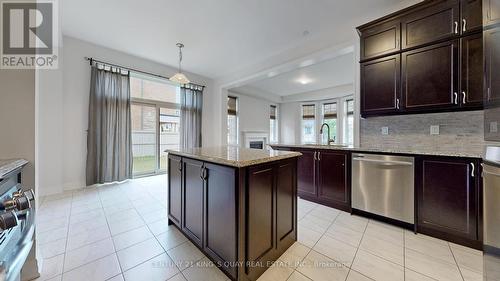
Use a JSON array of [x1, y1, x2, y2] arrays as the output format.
[[490, 121, 498, 133], [430, 125, 440, 135], [381, 127, 389, 135]]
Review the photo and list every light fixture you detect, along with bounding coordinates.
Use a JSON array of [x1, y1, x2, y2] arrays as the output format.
[[297, 77, 313, 85], [169, 43, 190, 85]]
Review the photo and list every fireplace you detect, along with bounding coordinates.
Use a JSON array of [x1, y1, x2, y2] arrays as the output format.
[[242, 131, 268, 150]]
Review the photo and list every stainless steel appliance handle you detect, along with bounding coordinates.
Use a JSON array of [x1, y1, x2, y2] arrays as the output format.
[[470, 163, 475, 177], [352, 157, 413, 166], [483, 170, 500, 177]]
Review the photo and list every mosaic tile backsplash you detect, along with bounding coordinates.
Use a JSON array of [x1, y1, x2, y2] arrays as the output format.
[[360, 110, 485, 156]]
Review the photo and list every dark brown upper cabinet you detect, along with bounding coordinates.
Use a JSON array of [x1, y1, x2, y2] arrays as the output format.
[[484, 0, 500, 27], [401, 0, 460, 50], [402, 40, 459, 112], [461, 33, 484, 107], [359, 20, 401, 61], [485, 27, 500, 105], [416, 156, 481, 248], [461, 0, 483, 34], [360, 54, 401, 117]]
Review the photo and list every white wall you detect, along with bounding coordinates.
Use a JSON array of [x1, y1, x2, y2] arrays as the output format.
[[279, 102, 301, 144], [37, 36, 216, 194], [228, 91, 277, 145]]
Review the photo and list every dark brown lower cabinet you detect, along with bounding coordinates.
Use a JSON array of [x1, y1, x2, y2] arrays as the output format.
[[292, 148, 351, 212], [167, 154, 298, 281], [167, 155, 182, 227], [416, 156, 482, 249]]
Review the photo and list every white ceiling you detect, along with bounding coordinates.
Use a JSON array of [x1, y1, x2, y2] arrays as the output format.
[[62, 0, 420, 79], [232, 52, 355, 97]]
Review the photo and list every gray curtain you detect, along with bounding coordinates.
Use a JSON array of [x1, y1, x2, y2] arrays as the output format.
[[180, 85, 203, 149], [86, 65, 132, 185]]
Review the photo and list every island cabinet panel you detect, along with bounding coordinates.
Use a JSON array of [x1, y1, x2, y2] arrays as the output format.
[[276, 160, 297, 253], [416, 156, 481, 248], [461, 0, 482, 34], [461, 33, 484, 107], [359, 19, 401, 61], [294, 149, 316, 197], [402, 40, 459, 112], [245, 164, 275, 276], [360, 54, 401, 117], [167, 155, 182, 227], [401, 0, 459, 50], [182, 158, 204, 247], [204, 163, 237, 278], [317, 151, 349, 210]]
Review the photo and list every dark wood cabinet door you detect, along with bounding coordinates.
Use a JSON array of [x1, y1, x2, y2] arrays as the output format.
[[360, 20, 400, 61], [317, 151, 350, 212], [485, 27, 500, 104], [360, 54, 401, 116], [402, 40, 459, 111], [483, 0, 500, 27], [204, 163, 237, 279], [276, 159, 297, 252], [417, 157, 479, 243], [245, 164, 275, 279], [294, 149, 317, 197], [461, 33, 484, 107], [461, 0, 482, 34], [401, 0, 459, 49], [167, 155, 182, 227], [182, 158, 204, 247]]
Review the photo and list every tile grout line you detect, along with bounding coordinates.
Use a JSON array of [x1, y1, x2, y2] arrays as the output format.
[[344, 215, 370, 281], [448, 242, 466, 281], [59, 190, 75, 278]]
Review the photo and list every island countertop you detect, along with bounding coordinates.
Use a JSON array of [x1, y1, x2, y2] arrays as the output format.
[[165, 146, 302, 167], [0, 159, 28, 180]]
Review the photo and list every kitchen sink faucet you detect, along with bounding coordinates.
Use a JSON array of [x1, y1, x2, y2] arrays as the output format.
[[320, 123, 335, 145]]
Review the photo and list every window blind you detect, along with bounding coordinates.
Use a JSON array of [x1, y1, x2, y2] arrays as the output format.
[[228, 96, 237, 116], [323, 102, 337, 118], [302, 104, 315, 120]]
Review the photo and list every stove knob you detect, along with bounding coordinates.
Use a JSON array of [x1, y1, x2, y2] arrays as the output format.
[[23, 189, 35, 202], [0, 199, 16, 211], [15, 196, 30, 211], [0, 211, 17, 231]]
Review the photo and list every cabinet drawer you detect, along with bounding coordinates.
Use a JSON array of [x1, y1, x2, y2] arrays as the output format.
[[401, 0, 460, 49], [402, 40, 459, 111], [360, 19, 400, 61]]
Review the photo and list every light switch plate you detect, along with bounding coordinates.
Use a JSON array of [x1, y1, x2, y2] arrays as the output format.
[[381, 127, 389, 135], [490, 121, 498, 133], [430, 125, 440, 135]]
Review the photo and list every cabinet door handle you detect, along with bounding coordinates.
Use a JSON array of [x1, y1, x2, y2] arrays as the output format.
[[471, 163, 475, 178], [396, 98, 400, 109], [178, 160, 182, 172], [454, 21, 459, 34], [313, 152, 317, 161], [462, 19, 466, 32], [318, 152, 321, 161], [462, 91, 466, 104], [454, 92, 458, 104], [200, 165, 204, 180]]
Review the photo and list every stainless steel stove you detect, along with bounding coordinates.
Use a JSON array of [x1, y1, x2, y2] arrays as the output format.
[[0, 163, 35, 281]]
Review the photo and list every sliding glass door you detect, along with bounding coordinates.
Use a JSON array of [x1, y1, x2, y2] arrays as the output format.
[[159, 107, 180, 170]]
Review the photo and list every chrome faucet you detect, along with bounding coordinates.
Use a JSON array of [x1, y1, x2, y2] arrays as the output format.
[[320, 123, 335, 145]]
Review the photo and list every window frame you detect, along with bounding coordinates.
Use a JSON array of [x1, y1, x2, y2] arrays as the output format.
[[269, 104, 279, 144], [300, 103, 317, 144]]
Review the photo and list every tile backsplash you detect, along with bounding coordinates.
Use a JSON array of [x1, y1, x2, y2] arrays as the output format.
[[360, 110, 485, 156]]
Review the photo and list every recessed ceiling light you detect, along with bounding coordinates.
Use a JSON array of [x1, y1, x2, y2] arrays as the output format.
[[297, 77, 312, 85]]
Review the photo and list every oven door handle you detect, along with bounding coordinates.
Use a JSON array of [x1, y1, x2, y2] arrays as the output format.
[[352, 158, 413, 166]]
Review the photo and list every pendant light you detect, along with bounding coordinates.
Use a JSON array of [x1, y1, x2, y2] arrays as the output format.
[[169, 43, 190, 85]]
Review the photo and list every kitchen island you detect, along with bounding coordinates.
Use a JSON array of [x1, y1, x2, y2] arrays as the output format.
[[166, 146, 301, 281]]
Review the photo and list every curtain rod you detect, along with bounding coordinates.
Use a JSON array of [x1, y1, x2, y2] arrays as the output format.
[[84, 57, 205, 89]]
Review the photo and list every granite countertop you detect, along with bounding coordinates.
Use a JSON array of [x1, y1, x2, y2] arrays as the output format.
[[0, 159, 28, 179], [165, 146, 302, 168], [270, 144, 483, 158]]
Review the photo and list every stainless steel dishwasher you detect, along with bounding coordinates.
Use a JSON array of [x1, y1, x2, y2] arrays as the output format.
[[483, 146, 500, 281], [352, 153, 415, 224]]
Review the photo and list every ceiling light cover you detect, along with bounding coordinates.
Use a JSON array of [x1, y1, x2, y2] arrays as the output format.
[[170, 43, 190, 85]]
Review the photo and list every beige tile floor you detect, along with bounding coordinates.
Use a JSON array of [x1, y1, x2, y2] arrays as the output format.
[[35, 175, 483, 281]]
